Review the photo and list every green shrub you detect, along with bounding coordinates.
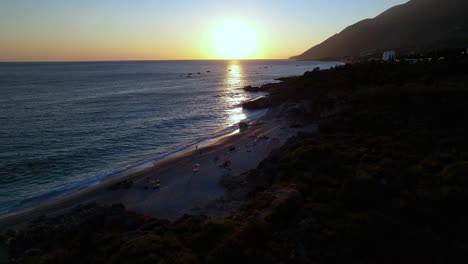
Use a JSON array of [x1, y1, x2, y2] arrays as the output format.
[[191, 219, 236, 257], [442, 162, 468, 185], [110, 235, 199, 264], [419, 152, 457, 173], [340, 174, 380, 210]]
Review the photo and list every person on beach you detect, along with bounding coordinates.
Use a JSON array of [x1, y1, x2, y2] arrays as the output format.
[[194, 144, 203, 157], [219, 156, 232, 168], [191, 144, 199, 163]]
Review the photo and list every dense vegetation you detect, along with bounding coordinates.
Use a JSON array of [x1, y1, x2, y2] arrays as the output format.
[[2, 54, 468, 263]]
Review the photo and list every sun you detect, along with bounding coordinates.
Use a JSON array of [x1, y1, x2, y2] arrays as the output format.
[[213, 21, 257, 59]]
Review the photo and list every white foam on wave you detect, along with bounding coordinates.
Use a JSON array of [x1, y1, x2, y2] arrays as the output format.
[[0, 108, 268, 216]]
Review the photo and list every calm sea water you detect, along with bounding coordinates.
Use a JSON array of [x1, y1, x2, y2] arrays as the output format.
[[0, 60, 338, 215]]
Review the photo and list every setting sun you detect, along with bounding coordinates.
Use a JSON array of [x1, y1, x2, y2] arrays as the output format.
[[213, 21, 257, 59]]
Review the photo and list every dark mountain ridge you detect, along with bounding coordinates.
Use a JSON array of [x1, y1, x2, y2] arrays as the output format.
[[292, 0, 468, 60]]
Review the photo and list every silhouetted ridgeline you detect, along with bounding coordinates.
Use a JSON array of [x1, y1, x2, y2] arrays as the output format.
[[3, 55, 468, 263], [292, 0, 468, 60]]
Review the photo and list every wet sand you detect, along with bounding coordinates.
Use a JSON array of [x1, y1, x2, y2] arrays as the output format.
[[0, 116, 315, 227]]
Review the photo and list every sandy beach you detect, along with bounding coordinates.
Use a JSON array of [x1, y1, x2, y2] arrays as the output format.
[[0, 113, 314, 227]]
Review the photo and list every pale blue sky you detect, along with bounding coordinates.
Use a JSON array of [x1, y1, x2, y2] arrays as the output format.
[[0, 0, 408, 61]]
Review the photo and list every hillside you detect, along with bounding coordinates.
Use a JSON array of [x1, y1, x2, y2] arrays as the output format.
[[4, 54, 468, 264], [292, 0, 468, 60]]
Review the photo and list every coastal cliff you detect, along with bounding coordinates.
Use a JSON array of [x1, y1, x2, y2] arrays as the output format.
[[3, 53, 468, 263]]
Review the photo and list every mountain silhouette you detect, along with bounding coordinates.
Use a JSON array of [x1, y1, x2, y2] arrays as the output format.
[[292, 0, 468, 60]]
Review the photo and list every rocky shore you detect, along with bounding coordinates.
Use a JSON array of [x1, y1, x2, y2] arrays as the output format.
[[3, 54, 468, 263]]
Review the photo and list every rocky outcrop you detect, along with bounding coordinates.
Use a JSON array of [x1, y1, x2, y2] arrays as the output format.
[[242, 85, 262, 92], [241, 96, 271, 109]]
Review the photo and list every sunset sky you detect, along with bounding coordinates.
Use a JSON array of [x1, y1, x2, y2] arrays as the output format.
[[0, 0, 408, 61]]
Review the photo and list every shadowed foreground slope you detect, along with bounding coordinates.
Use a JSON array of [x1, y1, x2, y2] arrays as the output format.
[[3, 55, 468, 263]]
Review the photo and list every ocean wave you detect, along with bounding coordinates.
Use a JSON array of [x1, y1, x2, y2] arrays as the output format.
[[0, 108, 268, 216]]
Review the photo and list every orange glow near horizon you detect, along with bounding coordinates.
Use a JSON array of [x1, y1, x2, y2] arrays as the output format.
[[0, 1, 409, 62]]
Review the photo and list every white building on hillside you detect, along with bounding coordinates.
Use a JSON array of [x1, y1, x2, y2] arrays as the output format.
[[382, 50, 396, 61]]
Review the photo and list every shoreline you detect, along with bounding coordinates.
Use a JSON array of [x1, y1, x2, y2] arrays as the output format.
[[0, 107, 268, 219], [4, 51, 468, 263], [0, 110, 310, 227], [0, 61, 337, 228], [1, 60, 339, 223]]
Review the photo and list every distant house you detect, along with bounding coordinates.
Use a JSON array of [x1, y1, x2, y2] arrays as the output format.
[[382, 50, 396, 61], [405, 58, 419, 64]]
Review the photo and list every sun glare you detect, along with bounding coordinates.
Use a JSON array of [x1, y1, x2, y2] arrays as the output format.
[[213, 21, 257, 59]]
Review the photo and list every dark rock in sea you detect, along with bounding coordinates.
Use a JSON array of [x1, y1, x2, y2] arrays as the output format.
[[275, 76, 298, 82], [258, 82, 279, 91], [241, 96, 270, 109], [243, 84, 277, 93], [242, 85, 261, 92]]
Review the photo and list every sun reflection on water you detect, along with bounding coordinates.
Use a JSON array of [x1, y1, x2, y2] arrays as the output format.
[[226, 63, 243, 87], [223, 61, 248, 126], [227, 107, 246, 125]]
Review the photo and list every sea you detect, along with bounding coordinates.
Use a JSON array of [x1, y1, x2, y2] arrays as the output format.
[[0, 60, 339, 216]]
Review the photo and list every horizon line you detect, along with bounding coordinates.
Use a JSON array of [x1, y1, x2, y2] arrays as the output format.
[[0, 58, 295, 63]]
